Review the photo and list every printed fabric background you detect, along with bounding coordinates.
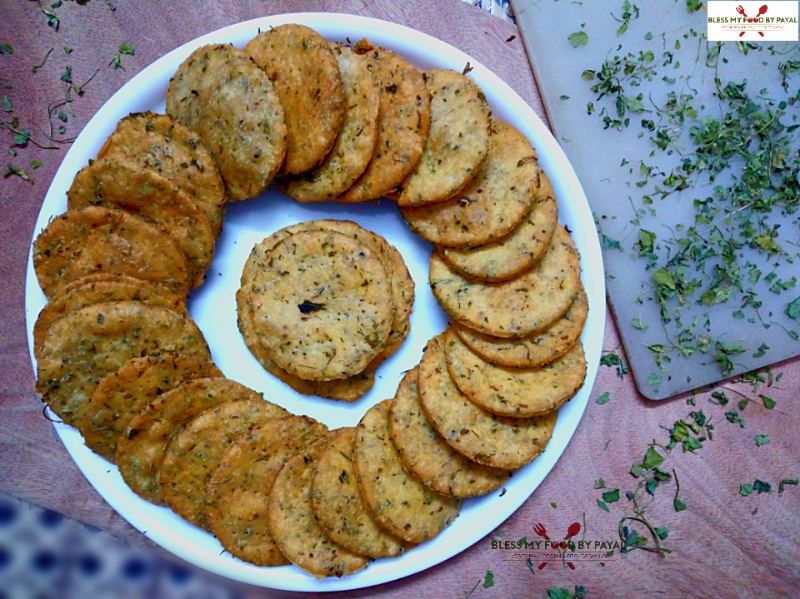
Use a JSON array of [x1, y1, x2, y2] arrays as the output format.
[[0, 3, 513, 599]]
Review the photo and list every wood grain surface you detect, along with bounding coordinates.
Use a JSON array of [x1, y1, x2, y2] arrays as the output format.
[[1, 1, 798, 598]]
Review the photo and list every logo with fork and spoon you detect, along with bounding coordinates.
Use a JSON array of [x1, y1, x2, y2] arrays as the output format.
[[490, 520, 623, 570]]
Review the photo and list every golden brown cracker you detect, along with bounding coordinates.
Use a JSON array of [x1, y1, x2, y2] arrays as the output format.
[[205, 415, 328, 567], [247, 229, 393, 381], [338, 43, 431, 203], [453, 287, 588, 368], [33, 273, 185, 357], [429, 226, 582, 337], [268, 432, 370, 578], [389, 367, 510, 498], [399, 119, 540, 247], [311, 428, 406, 558], [115, 377, 257, 504], [34, 301, 209, 427], [160, 398, 289, 531], [245, 25, 346, 176], [166, 43, 286, 201], [418, 332, 557, 470], [81, 352, 221, 462], [240, 220, 413, 374], [353, 399, 461, 544], [98, 111, 227, 236], [396, 68, 491, 207], [236, 286, 376, 401], [67, 158, 215, 288], [280, 43, 380, 202], [446, 330, 587, 418], [438, 171, 559, 282], [32, 206, 192, 299]]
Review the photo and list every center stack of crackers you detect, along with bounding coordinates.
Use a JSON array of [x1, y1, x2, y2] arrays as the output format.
[[30, 23, 588, 579]]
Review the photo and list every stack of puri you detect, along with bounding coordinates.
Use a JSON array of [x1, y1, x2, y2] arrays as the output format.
[[31, 107, 230, 436], [408, 111, 589, 423], [236, 219, 414, 402], [166, 24, 432, 207]]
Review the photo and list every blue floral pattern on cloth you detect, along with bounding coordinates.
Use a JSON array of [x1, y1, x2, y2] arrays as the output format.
[[3, 3, 514, 597], [0, 493, 240, 599], [469, 0, 516, 22]]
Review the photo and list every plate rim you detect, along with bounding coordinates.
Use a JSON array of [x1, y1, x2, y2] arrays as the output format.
[[24, 11, 606, 592]]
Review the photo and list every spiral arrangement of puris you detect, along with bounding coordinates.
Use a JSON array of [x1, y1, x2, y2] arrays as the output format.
[[31, 23, 588, 579]]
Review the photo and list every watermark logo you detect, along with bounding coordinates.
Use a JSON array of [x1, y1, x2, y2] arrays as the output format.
[[707, 1, 799, 41], [490, 520, 622, 571]]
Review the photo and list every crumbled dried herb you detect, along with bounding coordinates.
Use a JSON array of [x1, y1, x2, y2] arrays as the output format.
[[600, 352, 629, 377], [567, 31, 589, 48], [613, 0, 640, 35], [754, 434, 770, 447], [583, 7, 800, 377]]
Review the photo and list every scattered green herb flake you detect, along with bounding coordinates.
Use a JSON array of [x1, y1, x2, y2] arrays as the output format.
[[674, 497, 686, 511], [43, 10, 60, 30], [551, 502, 558, 508], [482, 570, 494, 589], [739, 482, 754, 496], [725, 411, 746, 427], [686, 0, 703, 12], [651, 268, 676, 290], [654, 527, 669, 540], [752, 343, 770, 358], [753, 480, 772, 494], [754, 434, 770, 447], [647, 373, 662, 386], [682, 436, 702, 452], [596, 391, 611, 405], [760, 395, 776, 410], [602, 489, 621, 503], [60, 66, 73, 84], [710, 391, 729, 406], [110, 54, 122, 70], [602, 233, 623, 251], [2, 96, 11, 112], [575, 587, 589, 599], [31, 159, 41, 170], [64, 46, 73, 54], [623, 528, 641, 548], [643, 446, 665, 470], [594, 478, 606, 489], [597, 498, 610, 512], [548, 589, 575, 599], [2, 164, 32, 183], [118, 42, 135, 55], [786, 297, 800, 320], [0, 42, 13, 55], [779, 479, 798, 495], [568, 31, 589, 48], [13, 129, 30, 147], [600, 352, 629, 377], [631, 317, 649, 331]]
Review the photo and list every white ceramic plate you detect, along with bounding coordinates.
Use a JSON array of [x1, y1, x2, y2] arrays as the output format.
[[25, 12, 605, 592]]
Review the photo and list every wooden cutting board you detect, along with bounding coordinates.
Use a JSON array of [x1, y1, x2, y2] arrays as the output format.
[[512, 0, 800, 399]]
